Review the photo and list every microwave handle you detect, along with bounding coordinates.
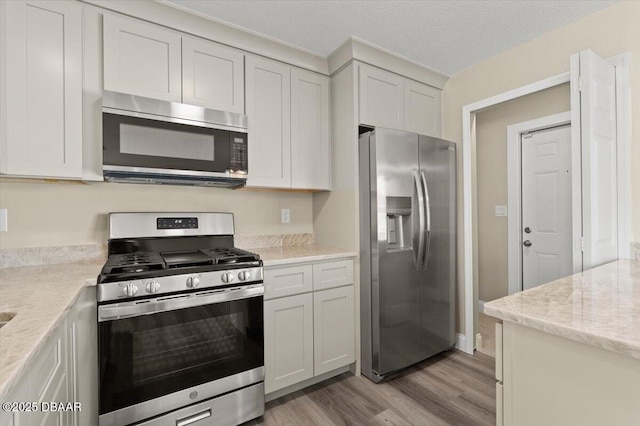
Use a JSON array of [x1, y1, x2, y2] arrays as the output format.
[[98, 284, 263, 322]]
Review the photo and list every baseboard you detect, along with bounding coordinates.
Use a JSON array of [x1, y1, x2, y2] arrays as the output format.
[[455, 333, 473, 354], [265, 364, 352, 402], [478, 299, 487, 314]]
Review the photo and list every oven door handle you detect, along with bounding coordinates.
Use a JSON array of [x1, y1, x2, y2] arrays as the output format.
[[98, 285, 264, 322]]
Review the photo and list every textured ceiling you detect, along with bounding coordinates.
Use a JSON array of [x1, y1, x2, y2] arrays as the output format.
[[164, 0, 617, 76]]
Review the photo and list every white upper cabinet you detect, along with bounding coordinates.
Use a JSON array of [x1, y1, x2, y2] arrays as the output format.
[[404, 79, 442, 137], [359, 64, 405, 130], [291, 69, 330, 190], [103, 14, 182, 102], [246, 58, 331, 190], [245, 55, 292, 188], [182, 37, 245, 113], [1, 0, 83, 178], [359, 63, 442, 137]]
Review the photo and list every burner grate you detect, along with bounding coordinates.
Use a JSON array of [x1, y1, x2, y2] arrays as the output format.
[[102, 252, 166, 274], [205, 247, 260, 265], [99, 247, 261, 281]]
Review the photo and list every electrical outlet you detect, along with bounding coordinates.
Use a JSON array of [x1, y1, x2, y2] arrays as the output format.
[[0, 209, 7, 232], [281, 208, 290, 224]]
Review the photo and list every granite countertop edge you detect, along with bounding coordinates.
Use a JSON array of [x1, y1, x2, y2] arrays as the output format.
[[484, 259, 640, 360], [246, 244, 358, 267]]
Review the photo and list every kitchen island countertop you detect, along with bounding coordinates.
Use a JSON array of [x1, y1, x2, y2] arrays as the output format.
[[485, 259, 640, 360]]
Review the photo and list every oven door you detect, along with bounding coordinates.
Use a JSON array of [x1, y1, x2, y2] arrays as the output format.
[[102, 112, 248, 176], [98, 285, 264, 426]]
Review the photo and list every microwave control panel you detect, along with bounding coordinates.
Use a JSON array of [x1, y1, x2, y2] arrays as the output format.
[[230, 133, 248, 174]]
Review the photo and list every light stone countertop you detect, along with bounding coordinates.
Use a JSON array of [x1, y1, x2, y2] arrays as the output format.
[[0, 260, 103, 401], [0, 244, 356, 400], [247, 244, 358, 267], [485, 259, 640, 360]]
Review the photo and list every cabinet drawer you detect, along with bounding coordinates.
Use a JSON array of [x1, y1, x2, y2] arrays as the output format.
[[264, 265, 313, 299], [312, 260, 354, 291]]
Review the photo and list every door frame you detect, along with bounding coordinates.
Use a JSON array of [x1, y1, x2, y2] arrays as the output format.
[[506, 112, 577, 295], [459, 52, 630, 355]]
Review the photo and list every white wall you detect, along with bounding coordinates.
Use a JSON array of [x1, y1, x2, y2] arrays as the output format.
[[0, 180, 313, 248]]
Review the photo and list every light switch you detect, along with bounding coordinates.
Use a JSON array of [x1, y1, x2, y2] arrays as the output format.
[[0, 209, 7, 231], [281, 208, 290, 224], [495, 205, 507, 217]]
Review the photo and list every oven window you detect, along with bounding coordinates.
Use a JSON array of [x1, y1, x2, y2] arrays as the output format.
[[120, 123, 215, 161], [99, 296, 263, 415]]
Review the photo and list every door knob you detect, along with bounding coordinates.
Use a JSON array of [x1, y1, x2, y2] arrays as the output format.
[[524, 227, 531, 234], [523, 240, 532, 247]]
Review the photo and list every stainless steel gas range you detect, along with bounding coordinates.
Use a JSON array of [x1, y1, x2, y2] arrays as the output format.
[[97, 212, 264, 426]]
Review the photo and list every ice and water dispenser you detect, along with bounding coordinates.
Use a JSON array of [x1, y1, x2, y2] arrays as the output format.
[[385, 196, 412, 250]]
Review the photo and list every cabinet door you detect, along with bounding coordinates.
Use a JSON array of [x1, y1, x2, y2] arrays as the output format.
[[245, 56, 291, 188], [264, 293, 313, 393], [404, 79, 442, 137], [103, 14, 181, 102], [29, 323, 68, 426], [2, 0, 83, 178], [313, 285, 355, 375], [359, 64, 404, 130], [291, 68, 330, 190], [182, 37, 244, 113], [82, 5, 104, 182]]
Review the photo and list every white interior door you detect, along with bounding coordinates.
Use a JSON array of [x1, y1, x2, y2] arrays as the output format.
[[521, 125, 573, 290], [570, 50, 618, 269]]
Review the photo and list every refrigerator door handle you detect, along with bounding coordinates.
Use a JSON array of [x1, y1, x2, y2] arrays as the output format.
[[421, 170, 432, 270], [413, 170, 426, 269]]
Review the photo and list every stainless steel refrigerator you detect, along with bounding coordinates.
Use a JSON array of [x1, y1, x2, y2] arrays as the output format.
[[359, 127, 456, 383]]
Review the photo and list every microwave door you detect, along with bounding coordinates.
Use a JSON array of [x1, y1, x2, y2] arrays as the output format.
[[102, 113, 232, 174]]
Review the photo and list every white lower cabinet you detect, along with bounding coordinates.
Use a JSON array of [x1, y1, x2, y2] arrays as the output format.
[[313, 286, 355, 375], [263, 258, 355, 396], [264, 293, 314, 393], [0, 287, 97, 426]]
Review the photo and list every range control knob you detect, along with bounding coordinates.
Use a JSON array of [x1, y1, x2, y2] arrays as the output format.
[[186, 276, 200, 288], [123, 283, 139, 297], [221, 272, 235, 284], [146, 281, 160, 293], [238, 271, 251, 281]]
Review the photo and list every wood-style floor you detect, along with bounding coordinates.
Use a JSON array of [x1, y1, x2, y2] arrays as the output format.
[[248, 350, 496, 425]]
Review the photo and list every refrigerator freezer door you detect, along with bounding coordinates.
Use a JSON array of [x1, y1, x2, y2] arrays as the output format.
[[371, 128, 423, 376], [419, 135, 456, 359]]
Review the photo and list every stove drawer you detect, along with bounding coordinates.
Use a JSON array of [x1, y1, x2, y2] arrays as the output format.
[[138, 383, 264, 426], [264, 264, 313, 299]]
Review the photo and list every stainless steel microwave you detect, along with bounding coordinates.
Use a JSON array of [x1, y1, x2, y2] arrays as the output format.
[[102, 91, 248, 188]]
